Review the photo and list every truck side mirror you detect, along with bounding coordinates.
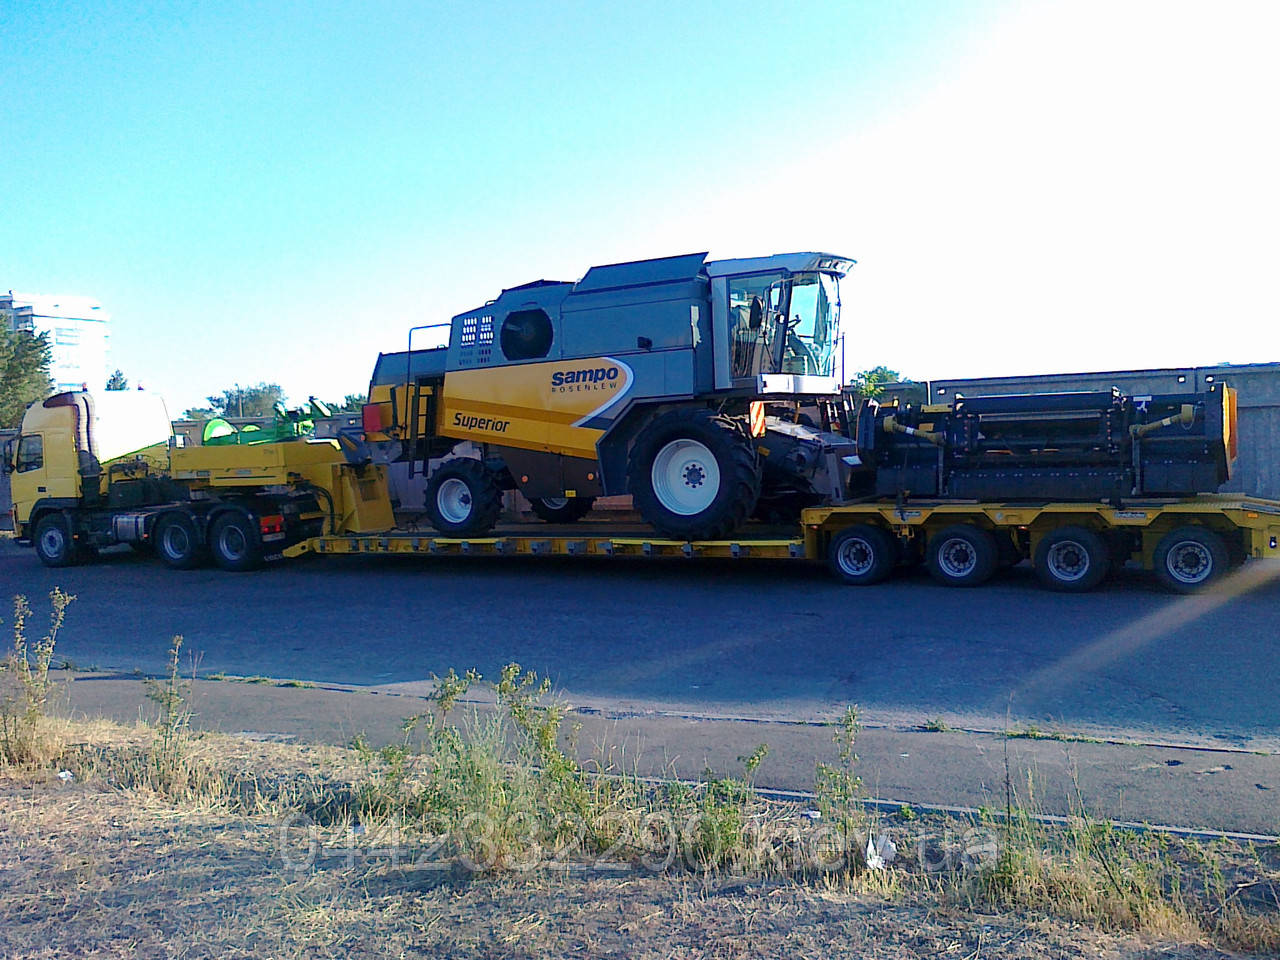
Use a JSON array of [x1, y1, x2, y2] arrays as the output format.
[[1, 439, 13, 475]]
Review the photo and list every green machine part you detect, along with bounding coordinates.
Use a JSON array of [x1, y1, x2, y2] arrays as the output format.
[[201, 398, 335, 446]]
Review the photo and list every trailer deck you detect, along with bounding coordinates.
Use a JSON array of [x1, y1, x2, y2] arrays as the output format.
[[283, 496, 1280, 594]]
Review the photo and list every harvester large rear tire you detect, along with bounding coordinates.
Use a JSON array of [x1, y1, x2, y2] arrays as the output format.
[[628, 408, 761, 541], [528, 496, 596, 523], [425, 459, 503, 537]]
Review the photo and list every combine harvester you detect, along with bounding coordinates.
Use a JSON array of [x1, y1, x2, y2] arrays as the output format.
[[5, 252, 1278, 592]]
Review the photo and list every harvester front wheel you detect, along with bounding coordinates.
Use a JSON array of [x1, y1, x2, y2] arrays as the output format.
[[425, 459, 503, 536], [628, 408, 760, 541], [529, 496, 596, 523]]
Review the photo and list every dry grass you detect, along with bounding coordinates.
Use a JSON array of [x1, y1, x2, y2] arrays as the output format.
[[0, 589, 75, 767], [1, 769, 1255, 960], [2, 596, 1277, 956], [0, 712, 1274, 958]]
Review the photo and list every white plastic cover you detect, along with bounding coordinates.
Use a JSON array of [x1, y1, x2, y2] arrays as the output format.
[[91, 392, 173, 462]]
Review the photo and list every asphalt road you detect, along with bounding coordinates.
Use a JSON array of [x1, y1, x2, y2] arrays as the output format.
[[4, 537, 1279, 749]]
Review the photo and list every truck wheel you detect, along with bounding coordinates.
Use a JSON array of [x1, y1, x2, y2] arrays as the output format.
[[209, 513, 263, 571], [627, 408, 761, 540], [827, 524, 897, 585], [926, 524, 998, 587], [529, 496, 596, 523], [424, 459, 503, 536], [1033, 526, 1110, 592], [1154, 526, 1228, 593], [155, 514, 206, 570], [34, 515, 77, 568]]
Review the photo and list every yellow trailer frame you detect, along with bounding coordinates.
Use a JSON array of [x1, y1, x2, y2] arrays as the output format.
[[281, 493, 1280, 594], [286, 534, 806, 560], [802, 495, 1280, 568]]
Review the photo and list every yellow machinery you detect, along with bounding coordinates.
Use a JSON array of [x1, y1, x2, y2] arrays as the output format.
[[4, 391, 392, 569]]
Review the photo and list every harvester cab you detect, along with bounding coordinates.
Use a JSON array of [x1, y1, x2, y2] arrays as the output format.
[[365, 251, 858, 539]]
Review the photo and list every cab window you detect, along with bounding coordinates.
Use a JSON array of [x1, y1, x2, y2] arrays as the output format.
[[16, 435, 43, 472]]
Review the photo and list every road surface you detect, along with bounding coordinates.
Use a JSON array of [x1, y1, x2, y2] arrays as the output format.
[[4, 538, 1278, 747]]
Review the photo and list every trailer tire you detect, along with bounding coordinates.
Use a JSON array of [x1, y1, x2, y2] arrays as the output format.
[[1153, 526, 1228, 593], [628, 408, 761, 541], [154, 514, 205, 570], [529, 496, 596, 523], [1033, 526, 1110, 592], [827, 524, 897, 585], [209, 513, 264, 572], [425, 459, 503, 536], [926, 524, 998, 587], [34, 514, 77, 568]]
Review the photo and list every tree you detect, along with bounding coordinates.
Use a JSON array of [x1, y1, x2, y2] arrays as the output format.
[[105, 368, 129, 391], [848, 366, 926, 406], [180, 406, 215, 422], [848, 366, 903, 400], [205, 382, 286, 419], [0, 322, 54, 428], [326, 393, 366, 414]]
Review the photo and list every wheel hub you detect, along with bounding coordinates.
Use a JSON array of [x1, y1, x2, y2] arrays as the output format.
[[651, 439, 721, 516], [1046, 541, 1089, 581], [437, 478, 474, 525], [838, 537, 874, 576], [939, 539, 977, 577], [1168, 541, 1211, 583], [220, 525, 247, 560], [40, 528, 64, 556]]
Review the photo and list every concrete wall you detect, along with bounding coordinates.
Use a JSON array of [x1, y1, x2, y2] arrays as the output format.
[[888, 362, 1280, 500]]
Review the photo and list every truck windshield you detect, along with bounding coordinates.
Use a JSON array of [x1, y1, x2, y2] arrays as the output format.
[[781, 272, 840, 376]]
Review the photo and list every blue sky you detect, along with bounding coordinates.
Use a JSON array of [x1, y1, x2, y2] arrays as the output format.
[[3, 0, 1276, 410]]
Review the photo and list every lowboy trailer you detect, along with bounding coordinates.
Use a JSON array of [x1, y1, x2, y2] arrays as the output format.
[[281, 494, 1280, 594]]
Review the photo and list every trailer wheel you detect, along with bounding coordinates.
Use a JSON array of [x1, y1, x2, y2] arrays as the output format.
[[34, 515, 77, 568], [529, 496, 596, 523], [1154, 526, 1228, 593], [926, 525, 998, 587], [1033, 526, 1110, 592], [424, 459, 503, 536], [628, 408, 761, 540], [210, 513, 263, 572], [154, 514, 205, 570], [827, 524, 897, 585]]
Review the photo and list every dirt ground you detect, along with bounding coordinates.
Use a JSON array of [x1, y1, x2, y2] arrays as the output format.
[[0, 771, 1258, 960]]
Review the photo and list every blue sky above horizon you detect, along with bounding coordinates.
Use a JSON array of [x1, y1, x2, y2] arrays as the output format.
[[3, 0, 1277, 410]]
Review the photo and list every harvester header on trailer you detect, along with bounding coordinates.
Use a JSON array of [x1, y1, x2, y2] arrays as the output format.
[[856, 383, 1238, 502]]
